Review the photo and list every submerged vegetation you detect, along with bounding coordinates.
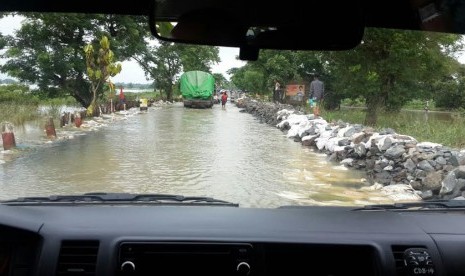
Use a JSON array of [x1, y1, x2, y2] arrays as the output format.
[[0, 84, 79, 125], [0, 103, 38, 125], [0, 84, 39, 125]]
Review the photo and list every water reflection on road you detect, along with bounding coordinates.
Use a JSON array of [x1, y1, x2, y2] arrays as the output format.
[[0, 103, 393, 207]]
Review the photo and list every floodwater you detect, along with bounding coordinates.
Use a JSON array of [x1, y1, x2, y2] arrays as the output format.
[[0, 103, 394, 208], [398, 109, 456, 122]]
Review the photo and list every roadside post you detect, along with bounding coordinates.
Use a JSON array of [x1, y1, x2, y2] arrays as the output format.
[[140, 98, 148, 111], [45, 117, 57, 138], [75, 112, 82, 127], [1, 122, 16, 150]]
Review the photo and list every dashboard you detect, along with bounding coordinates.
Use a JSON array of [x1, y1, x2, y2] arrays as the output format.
[[0, 204, 465, 275], [0, 0, 463, 275]]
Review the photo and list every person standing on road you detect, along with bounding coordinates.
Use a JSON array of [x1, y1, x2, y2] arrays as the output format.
[[221, 91, 228, 109], [119, 87, 125, 104], [273, 80, 281, 103], [310, 74, 324, 116], [297, 85, 304, 103], [119, 86, 126, 111]]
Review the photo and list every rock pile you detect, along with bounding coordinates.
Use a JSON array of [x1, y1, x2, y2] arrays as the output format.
[[236, 97, 465, 200]]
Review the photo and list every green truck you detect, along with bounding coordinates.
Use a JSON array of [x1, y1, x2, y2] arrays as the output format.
[[180, 70, 215, 108]]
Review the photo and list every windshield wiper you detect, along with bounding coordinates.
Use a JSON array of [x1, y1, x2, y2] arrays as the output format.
[[1, 192, 239, 207], [353, 200, 465, 211]]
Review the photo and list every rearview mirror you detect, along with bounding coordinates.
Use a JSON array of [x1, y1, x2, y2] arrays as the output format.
[[149, 0, 365, 60]]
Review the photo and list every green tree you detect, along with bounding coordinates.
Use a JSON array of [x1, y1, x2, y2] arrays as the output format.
[[134, 42, 220, 101], [243, 70, 265, 93], [229, 65, 267, 94], [248, 50, 299, 93], [84, 36, 122, 115], [0, 13, 147, 106], [434, 65, 465, 109], [212, 73, 227, 89], [229, 50, 325, 95], [329, 28, 462, 125], [178, 45, 220, 72], [134, 41, 182, 101], [212, 73, 229, 92], [229, 66, 248, 91]]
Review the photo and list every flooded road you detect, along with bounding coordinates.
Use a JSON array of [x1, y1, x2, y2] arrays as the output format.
[[0, 104, 391, 207]]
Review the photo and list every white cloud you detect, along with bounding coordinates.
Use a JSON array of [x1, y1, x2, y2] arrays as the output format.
[[111, 59, 150, 84], [211, 47, 246, 80]]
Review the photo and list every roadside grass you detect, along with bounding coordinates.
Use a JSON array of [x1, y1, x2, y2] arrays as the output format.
[[0, 103, 39, 125], [38, 97, 79, 119], [321, 108, 465, 149], [40, 97, 78, 107], [123, 91, 160, 101], [0, 85, 80, 125]]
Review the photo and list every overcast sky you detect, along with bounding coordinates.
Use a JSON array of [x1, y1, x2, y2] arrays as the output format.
[[0, 15, 246, 84], [110, 47, 245, 84]]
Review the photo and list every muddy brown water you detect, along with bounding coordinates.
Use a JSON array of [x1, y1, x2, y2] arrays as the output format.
[[0, 103, 394, 208]]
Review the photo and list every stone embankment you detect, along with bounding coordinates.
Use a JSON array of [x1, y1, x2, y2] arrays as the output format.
[[237, 98, 465, 201]]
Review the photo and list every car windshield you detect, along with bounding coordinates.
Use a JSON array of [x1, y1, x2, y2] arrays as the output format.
[[0, 10, 465, 208]]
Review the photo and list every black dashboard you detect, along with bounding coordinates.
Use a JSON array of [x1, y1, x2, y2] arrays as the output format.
[[1, 204, 465, 275]]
